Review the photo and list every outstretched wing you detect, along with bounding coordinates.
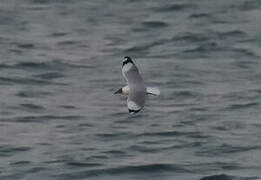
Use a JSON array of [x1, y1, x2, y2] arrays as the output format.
[[122, 58, 144, 86]]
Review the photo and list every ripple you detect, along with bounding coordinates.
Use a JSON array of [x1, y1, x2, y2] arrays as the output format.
[[49, 32, 68, 37], [0, 76, 66, 86], [199, 174, 258, 180], [200, 174, 233, 180], [138, 130, 207, 139], [196, 143, 261, 156], [16, 43, 35, 49], [123, 44, 152, 54], [212, 121, 246, 131], [57, 163, 191, 178], [176, 42, 257, 59], [10, 161, 31, 166], [233, 60, 259, 69], [154, 3, 195, 12], [128, 145, 161, 153], [96, 132, 132, 140], [140, 131, 182, 137], [226, 102, 259, 110], [102, 150, 126, 155], [20, 103, 44, 109], [190, 13, 211, 19], [30, 0, 60, 4], [141, 21, 169, 28], [0, 145, 31, 157], [60, 105, 77, 109], [172, 33, 210, 43], [16, 103, 46, 113], [24, 166, 46, 173], [66, 161, 102, 168], [56, 40, 80, 46], [102, 164, 190, 174], [2, 115, 84, 123], [217, 30, 246, 39], [223, 89, 261, 101], [0, 62, 55, 70], [231, 48, 260, 59], [15, 90, 52, 98], [235, 0, 261, 11], [172, 90, 199, 99], [33, 72, 65, 80], [0, 60, 92, 71]]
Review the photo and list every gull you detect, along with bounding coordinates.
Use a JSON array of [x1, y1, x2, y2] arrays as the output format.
[[114, 56, 160, 113]]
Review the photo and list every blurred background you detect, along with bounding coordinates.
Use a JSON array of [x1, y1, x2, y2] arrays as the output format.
[[0, 0, 261, 179]]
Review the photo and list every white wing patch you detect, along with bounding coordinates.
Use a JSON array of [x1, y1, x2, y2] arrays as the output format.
[[127, 99, 141, 111], [146, 87, 160, 96]]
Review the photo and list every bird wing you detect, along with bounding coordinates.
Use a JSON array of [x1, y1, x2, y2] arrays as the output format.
[[122, 61, 144, 86]]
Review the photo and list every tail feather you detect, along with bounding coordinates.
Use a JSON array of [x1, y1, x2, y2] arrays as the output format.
[[146, 87, 160, 96]]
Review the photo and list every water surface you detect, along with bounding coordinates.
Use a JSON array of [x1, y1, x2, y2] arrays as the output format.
[[1, 0, 261, 179]]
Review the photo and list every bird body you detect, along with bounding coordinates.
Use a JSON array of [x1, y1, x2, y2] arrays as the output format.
[[114, 57, 159, 113]]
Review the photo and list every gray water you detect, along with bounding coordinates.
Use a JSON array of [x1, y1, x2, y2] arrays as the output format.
[[1, 0, 261, 179]]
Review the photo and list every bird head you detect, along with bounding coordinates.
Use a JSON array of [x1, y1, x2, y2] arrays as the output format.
[[123, 56, 134, 67]]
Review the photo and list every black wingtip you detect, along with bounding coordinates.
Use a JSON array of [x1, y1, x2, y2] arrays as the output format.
[[123, 56, 134, 67], [128, 109, 141, 114], [124, 56, 131, 59]]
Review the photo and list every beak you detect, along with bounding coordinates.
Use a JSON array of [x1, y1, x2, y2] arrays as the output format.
[[114, 88, 122, 94]]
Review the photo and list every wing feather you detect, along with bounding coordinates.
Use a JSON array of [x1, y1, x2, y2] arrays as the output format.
[[122, 62, 143, 85]]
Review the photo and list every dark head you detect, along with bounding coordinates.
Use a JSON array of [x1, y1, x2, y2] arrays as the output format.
[[123, 56, 134, 67], [114, 88, 122, 94]]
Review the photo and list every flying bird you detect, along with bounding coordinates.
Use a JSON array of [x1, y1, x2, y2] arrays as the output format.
[[114, 56, 160, 113]]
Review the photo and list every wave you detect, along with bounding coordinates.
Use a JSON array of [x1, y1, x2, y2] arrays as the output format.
[[199, 173, 259, 180], [138, 130, 207, 139], [141, 21, 169, 28], [226, 102, 259, 110], [0, 76, 66, 86], [154, 3, 195, 12], [57, 163, 191, 178], [15, 90, 52, 98], [0, 145, 31, 157], [33, 72, 65, 80], [2, 115, 84, 123], [0, 60, 92, 71], [200, 174, 233, 180]]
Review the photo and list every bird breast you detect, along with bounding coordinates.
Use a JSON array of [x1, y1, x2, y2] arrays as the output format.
[[122, 85, 130, 95]]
